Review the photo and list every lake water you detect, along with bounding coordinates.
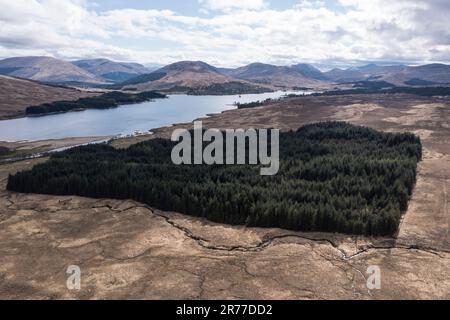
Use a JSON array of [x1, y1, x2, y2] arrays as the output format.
[[0, 91, 304, 142]]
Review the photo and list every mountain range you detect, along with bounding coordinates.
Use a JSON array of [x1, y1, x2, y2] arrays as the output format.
[[323, 63, 450, 85], [218, 63, 324, 88], [121, 61, 450, 93], [120, 61, 271, 94], [0, 56, 151, 85], [0, 56, 449, 93], [0, 56, 104, 84], [72, 58, 150, 83]]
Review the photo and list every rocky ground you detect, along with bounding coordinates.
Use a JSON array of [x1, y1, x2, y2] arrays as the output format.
[[1, 93, 450, 299]]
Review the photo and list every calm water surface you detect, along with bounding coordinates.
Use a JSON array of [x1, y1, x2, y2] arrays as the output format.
[[0, 91, 305, 142]]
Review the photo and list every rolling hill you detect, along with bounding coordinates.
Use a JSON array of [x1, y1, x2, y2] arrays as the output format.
[[109, 61, 450, 92], [72, 58, 150, 83], [121, 61, 270, 94], [1, 56, 450, 91], [0, 56, 105, 84], [0, 75, 98, 120], [290, 63, 328, 81], [324, 64, 450, 85], [380, 64, 450, 85], [219, 62, 324, 88]]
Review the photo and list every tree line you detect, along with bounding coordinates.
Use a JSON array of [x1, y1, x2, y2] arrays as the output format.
[[7, 122, 421, 236]]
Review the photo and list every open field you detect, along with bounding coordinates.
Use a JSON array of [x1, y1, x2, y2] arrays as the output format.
[[1, 93, 450, 299]]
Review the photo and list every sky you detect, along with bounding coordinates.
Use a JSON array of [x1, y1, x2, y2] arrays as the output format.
[[0, 0, 449, 68]]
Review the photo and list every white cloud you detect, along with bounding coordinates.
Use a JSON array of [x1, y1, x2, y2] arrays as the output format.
[[294, 1, 325, 9], [198, 0, 267, 12], [0, 0, 449, 66]]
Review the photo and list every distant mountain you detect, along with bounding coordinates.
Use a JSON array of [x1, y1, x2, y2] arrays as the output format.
[[221, 61, 450, 87], [323, 68, 365, 83], [219, 62, 323, 88], [159, 60, 220, 74], [221, 63, 280, 78], [290, 63, 328, 80], [383, 64, 450, 85], [2, 56, 449, 90], [324, 64, 405, 83], [72, 58, 150, 83], [121, 61, 269, 94], [324, 63, 450, 85], [0, 75, 97, 120], [110, 72, 167, 88], [0, 56, 105, 84]]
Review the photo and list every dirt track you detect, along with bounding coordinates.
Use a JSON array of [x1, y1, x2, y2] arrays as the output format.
[[1, 93, 450, 299]]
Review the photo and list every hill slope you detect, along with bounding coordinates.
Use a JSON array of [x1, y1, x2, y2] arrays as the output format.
[[122, 61, 269, 94], [221, 63, 323, 88], [72, 59, 150, 83], [290, 63, 328, 81], [0, 75, 98, 120], [0, 56, 105, 84], [381, 64, 450, 85], [324, 64, 450, 85]]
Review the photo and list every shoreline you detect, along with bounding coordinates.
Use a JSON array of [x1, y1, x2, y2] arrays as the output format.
[[0, 104, 241, 157], [0, 88, 310, 122], [0, 90, 312, 153], [0, 90, 318, 158], [0, 136, 114, 163]]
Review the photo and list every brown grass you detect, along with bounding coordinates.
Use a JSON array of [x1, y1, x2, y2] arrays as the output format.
[[0, 75, 99, 120]]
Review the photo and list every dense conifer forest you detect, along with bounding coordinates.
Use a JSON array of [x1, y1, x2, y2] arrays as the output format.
[[25, 91, 166, 115], [7, 122, 421, 236]]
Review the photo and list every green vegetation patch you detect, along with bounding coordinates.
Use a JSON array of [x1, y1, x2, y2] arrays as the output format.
[[108, 72, 167, 89], [404, 78, 439, 86], [0, 146, 11, 156], [187, 82, 268, 95], [25, 91, 166, 115], [7, 122, 421, 236]]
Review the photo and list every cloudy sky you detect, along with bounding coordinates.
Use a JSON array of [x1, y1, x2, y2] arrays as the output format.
[[0, 0, 449, 68]]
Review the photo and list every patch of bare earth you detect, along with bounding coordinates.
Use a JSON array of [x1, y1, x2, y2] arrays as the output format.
[[1, 93, 450, 299]]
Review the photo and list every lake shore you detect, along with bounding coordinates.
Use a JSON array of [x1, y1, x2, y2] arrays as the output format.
[[0, 91, 301, 142], [0, 136, 114, 163]]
